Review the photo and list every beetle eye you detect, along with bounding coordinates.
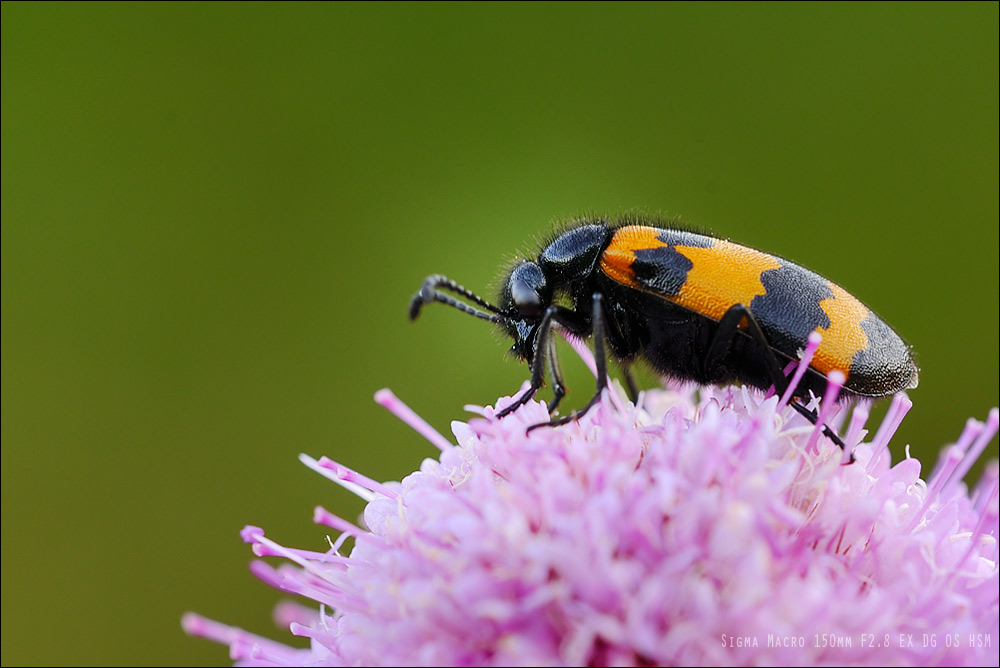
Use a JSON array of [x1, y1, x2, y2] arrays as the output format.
[[507, 262, 548, 318], [511, 279, 542, 317]]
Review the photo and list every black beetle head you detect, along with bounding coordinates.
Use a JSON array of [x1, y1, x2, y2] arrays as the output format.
[[498, 261, 551, 362]]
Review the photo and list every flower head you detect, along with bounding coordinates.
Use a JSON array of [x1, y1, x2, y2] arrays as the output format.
[[185, 340, 998, 666]]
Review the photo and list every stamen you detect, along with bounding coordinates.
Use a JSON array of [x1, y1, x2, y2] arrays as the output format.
[[942, 480, 999, 587], [942, 408, 1000, 499], [375, 389, 454, 452], [807, 369, 844, 454], [299, 454, 376, 501], [906, 446, 964, 532], [181, 613, 297, 659], [867, 393, 912, 472], [842, 403, 870, 449], [313, 506, 364, 535], [779, 331, 822, 408], [316, 456, 399, 499], [927, 418, 981, 489]]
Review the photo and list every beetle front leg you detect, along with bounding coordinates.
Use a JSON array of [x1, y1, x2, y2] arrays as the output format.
[[494, 309, 557, 419], [529, 293, 609, 431]]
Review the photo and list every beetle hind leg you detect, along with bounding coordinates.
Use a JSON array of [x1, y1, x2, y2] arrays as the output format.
[[706, 304, 850, 456], [789, 400, 849, 454]]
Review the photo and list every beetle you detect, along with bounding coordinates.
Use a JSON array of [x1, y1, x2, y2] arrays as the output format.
[[409, 217, 918, 445]]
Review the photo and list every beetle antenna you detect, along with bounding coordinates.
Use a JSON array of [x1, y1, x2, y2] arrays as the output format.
[[409, 274, 509, 324], [419, 275, 504, 313]]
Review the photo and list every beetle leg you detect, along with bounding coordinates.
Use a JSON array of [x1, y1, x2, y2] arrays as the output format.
[[528, 293, 608, 431], [495, 309, 557, 419], [545, 334, 567, 413], [706, 304, 848, 454], [705, 304, 790, 395], [786, 402, 848, 453], [620, 364, 640, 403]]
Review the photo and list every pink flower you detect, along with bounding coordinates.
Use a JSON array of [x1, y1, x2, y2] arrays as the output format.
[[184, 339, 998, 666]]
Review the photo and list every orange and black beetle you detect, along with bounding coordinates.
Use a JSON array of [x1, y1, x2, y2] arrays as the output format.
[[409, 218, 918, 445]]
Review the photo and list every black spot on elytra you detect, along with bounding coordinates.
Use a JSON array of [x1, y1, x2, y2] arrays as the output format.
[[848, 312, 918, 396], [656, 229, 714, 249], [632, 245, 693, 296], [629, 229, 714, 296], [750, 265, 832, 353]]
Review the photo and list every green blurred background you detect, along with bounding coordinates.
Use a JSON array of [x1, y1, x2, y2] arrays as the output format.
[[2, 3, 997, 665]]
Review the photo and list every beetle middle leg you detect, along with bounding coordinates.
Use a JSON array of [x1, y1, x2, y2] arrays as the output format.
[[545, 334, 567, 413]]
